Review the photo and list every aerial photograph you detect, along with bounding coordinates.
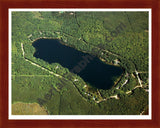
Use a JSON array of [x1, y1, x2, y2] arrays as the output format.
[[11, 10, 149, 115]]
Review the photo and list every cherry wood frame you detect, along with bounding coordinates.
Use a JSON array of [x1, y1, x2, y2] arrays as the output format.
[[0, 0, 160, 128]]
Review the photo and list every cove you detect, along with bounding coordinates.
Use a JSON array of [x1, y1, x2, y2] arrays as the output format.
[[32, 39, 123, 90]]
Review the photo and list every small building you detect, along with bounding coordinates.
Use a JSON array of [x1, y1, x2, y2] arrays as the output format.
[[74, 79, 78, 82], [114, 59, 120, 65], [116, 86, 120, 89], [84, 85, 87, 88], [55, 66, 59, 69], [69, 12, 74, 15]]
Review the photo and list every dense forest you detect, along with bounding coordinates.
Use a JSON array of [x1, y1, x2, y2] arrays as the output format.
[[11, 11, 149, 115]]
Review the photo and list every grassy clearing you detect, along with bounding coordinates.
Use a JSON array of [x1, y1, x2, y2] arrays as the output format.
[[12, 102, 48, 115]]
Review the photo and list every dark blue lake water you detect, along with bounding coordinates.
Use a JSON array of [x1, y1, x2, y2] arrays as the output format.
[[32, 39, 123, 90]]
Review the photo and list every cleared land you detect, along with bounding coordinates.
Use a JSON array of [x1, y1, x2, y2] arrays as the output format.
[[12, 102, 48, 115]]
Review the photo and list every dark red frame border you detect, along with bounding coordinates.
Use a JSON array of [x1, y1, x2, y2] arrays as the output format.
[[0, 0, 160, 128]]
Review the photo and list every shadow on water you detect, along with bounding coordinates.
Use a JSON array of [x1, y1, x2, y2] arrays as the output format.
[[32, 39, 123, 90]]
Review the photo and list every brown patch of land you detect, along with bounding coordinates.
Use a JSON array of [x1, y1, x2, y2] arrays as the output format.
[[12, 102, 48, 115]]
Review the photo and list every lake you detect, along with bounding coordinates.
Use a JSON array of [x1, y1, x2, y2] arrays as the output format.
[[32, 39, 123, 90]]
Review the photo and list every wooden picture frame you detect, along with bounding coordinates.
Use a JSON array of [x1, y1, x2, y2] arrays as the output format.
[[0, 0, 160, 127]]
